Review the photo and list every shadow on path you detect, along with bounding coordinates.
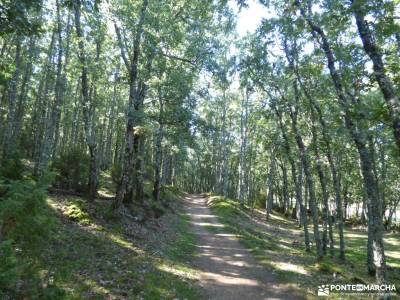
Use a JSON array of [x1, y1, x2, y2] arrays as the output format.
[[183, 194, 305, 300]]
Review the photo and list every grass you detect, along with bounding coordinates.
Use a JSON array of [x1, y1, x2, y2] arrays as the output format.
[[207, 195, 400, 299], [2, 179, 201, 299]]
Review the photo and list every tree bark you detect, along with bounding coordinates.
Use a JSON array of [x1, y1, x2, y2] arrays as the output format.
[[352, 0, 400, 153], [113, 0, 149, 210], [298, 1, 386, 280], [2, 37, 22, 158], [153, 85, 164, 201], [73, 0, 98, 200]]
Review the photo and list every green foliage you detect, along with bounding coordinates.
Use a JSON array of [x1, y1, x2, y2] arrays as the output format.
[[64, 199, 91, 225], [0, 179, 56, 246], [0, 0, 43, 36], [0, 240, 18, 295], [52, 148, 89, 193], [160, 185, 182, 204], [0, 154, 24, 181], [0, 176, 60, 298]]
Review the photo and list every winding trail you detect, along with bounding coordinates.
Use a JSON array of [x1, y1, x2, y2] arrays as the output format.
[[183, 194, 304, 300]]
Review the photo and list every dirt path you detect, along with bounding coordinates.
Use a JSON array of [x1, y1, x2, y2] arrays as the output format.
[[183, 194, 304, 300]]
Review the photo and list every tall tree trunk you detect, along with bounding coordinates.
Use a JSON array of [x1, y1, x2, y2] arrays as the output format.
[[2, 37, 22, 158], [238, 88, 249, 206], [352, 0, 400, 153], [310, 107, 334, 256], [287, 98, 323, 259], [104, 72, 118, 169], [298, 2, 386, 280], [280, 162, 290, 215], [291, 45, 346, 259], [36, 0, 65, 177], [273, 105, 310, 251], [265, 156, 275, 220], [12, 37, 36, 149], [113, 0, 149, 210], [153, 85, 164, 201], [73, 0, 98, 200]]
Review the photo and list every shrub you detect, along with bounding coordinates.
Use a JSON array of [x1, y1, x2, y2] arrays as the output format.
[[160, 185, 180, 204], [0, 240, 19, 296], [52, 147, 89, 193], [0, 178, 56, 246], [0, 153, 24, 181], [0, 177, 58, 297]]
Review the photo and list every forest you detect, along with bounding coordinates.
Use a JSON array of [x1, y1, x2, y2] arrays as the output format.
[[0, 0, 399, 299]]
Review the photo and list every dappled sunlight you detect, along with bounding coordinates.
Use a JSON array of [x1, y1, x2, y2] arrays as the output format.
[[202, 271, 260, 286], [385, 250, 400, 260], [186, 213, 217, 218], [48, 194, 145, 255], [385, 236, 400, 247], [204, 195, 398, 298], [80, 277, 112, 297], [184, 194, 304, 299], [208, 255, 253, 267], [215, 233, 237, 237], [157, 262, 200, 281], [196, 245, 250, 252], [105, 232, 144, 254], [270, 261, 310, 276], [344, 233, 367, 239], [191, 221, 224, 227], [97, 188, 114, 198]]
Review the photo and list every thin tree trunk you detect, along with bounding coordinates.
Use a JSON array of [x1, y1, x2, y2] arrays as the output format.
[[310, 106, 334, 256], [113, 0, 149, 210], [352, 0, 400, 153], [153, 85, 164, 201], [36, 0, 65, 176], [273, 105, 310, 251], [266, 155, 275, 220], [298, 2, 386, 280], [73, 0, 98, 200], [2, 37, 22, 158]]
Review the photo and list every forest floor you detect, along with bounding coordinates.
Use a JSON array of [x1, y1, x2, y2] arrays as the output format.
[[204, 195, 400, 299], [12, 179, 204, 299], [10, 179, 400, 299]]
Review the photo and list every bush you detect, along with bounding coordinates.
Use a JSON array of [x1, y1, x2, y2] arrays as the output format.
[[0, 177, 58, 298], [0, 240, 19, 296], [0, 153, 24, 181], [160, 185, 181, 204], [52, 147, 89, 193], [0, 179, 56, 245]]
